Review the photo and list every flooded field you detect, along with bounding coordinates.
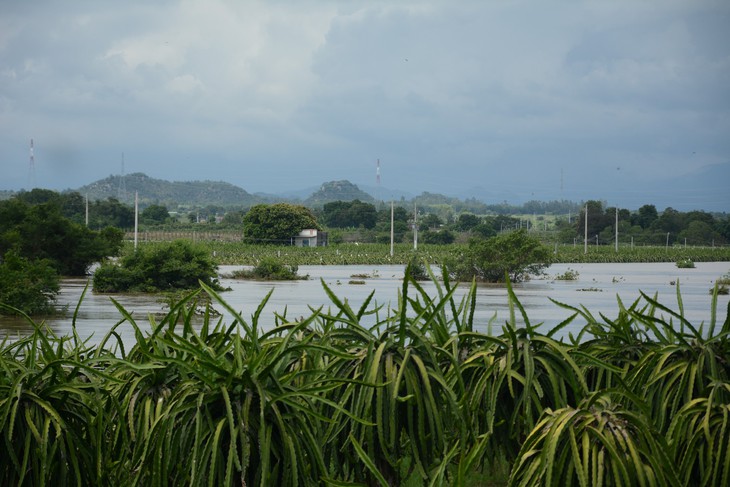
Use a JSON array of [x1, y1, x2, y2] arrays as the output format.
[[2, 262, 728, 344]]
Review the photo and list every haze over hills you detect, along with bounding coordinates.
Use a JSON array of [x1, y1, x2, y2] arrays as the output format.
[[0, 163, 727, 214], [75, 173, 264, 208]]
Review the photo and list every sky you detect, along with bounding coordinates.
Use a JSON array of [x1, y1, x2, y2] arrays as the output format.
[[1, 0, 729, 211]]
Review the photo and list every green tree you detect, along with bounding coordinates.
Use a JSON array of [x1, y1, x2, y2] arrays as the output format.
[[0, 250, 60, 315], [220, 210, 245, 227], [575, 200, 611, 239], [421, 229, 455, 244], [140, 204, 170, 225], [454, 213, 481, 231], [89, 198, 135, 228], [0, 198, 123, 275], [450, 229, 552, 282], [322, 200, 377, 229], [243, 203, 320, 244], [93, 240, 223, 292], [419, 213, 443, 231], [632, 204, 658, 229], [679, 220, 722, 245]]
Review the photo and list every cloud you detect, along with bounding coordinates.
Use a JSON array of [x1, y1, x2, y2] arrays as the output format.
[[0, 0, 727, 210]]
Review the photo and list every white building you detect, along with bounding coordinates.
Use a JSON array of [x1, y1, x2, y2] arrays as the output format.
[[293, 229, 328, 247]]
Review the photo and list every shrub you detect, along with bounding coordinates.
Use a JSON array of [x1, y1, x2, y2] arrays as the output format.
[[407, 257, 430, 281], [676, 258, 695, 268], [227, 257, 304, 280], [93, 240, 224, 292], [554, 267, 579, 280]]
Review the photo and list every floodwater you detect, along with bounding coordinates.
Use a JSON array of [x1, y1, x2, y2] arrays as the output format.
[[2, 262, 728, 345]]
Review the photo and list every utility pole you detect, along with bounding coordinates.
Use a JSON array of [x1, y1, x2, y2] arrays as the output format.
[[584, 204, 588, 254], [615, 207, 618, 252], [134, 191, 139, 250], [413, 203, 418, 251], [390, 201, 394, 257]]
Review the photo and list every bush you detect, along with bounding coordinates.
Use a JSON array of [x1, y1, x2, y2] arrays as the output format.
[[228, 257, 304, 280], [554, 267, 580, 280], [407, 257, 430, 281], [0, 250, 60, 315], [93, 240, 224, 292], [676, 258, 695, 268]]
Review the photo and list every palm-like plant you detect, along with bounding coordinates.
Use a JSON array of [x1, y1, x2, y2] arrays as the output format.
[[508, 393, 678, 487], [313, 266, 465, 485], [0, 305, 106, 485]]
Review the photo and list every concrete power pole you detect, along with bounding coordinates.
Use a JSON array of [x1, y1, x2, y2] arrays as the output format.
[[584, 204, 588, 254]]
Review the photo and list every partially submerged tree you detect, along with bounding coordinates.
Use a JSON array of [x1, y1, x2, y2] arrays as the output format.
[[93, 240, 225, 293], [0, 250, 60, 315], [450, 229, 551, 282]]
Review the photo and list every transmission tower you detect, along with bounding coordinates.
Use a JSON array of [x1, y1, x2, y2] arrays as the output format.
[[28, 138, 36, 188], [117, 152, 127, 201], [376, 159, 381, 206]]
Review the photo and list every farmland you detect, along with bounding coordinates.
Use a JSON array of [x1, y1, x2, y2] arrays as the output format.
[[122, 239, 730, 266]]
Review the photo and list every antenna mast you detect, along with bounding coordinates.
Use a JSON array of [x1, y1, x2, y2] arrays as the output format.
[[28, 138, 36, 188], [117, 152, 127, 201], [376, 159, 381, 205]]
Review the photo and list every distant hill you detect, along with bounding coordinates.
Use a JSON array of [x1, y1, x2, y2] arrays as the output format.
[[76, 173, 264, 208], [304, 180, 375, 207]]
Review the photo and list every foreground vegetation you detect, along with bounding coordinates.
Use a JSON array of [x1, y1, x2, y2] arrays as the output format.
[[1, 269, 729, 486]]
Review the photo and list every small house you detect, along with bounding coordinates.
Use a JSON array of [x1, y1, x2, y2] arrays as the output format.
[[293, 229, 328, 247]]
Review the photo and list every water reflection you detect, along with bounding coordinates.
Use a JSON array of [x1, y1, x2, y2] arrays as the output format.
[[2, 262, 728, 344]]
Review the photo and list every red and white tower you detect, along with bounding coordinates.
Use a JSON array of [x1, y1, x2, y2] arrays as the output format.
[[376, 159, 381, 205], [28, 138, 36, 188]]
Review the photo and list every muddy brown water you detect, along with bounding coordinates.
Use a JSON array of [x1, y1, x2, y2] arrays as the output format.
[[2, 262, 728, 345]]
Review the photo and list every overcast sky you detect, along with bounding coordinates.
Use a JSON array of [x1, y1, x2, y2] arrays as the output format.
[[1, 0, 728, 210]]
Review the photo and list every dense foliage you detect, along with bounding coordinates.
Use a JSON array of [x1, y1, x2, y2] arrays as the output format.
[[573, 200, 729, 246], [1, 270, 728, 485], [93, 240, 224, 292], [242, 203, 321, 244], [0, 197, 124, 275], [321, 199, 378, 229], [0, 193, 123, 314], [0, 250, 59, 315], [140, 203, 171, 225], [450, 229, 552, 282]]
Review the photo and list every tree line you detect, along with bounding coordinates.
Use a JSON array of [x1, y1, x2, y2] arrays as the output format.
[[571, 200, 729, 246]]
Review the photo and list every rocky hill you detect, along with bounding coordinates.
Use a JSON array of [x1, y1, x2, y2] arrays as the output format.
[[76, 173, 263, 208], [304, 180, 375, 207]]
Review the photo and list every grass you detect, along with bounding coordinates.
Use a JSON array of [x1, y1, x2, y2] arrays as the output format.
[[1, 269, 729, 485]]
